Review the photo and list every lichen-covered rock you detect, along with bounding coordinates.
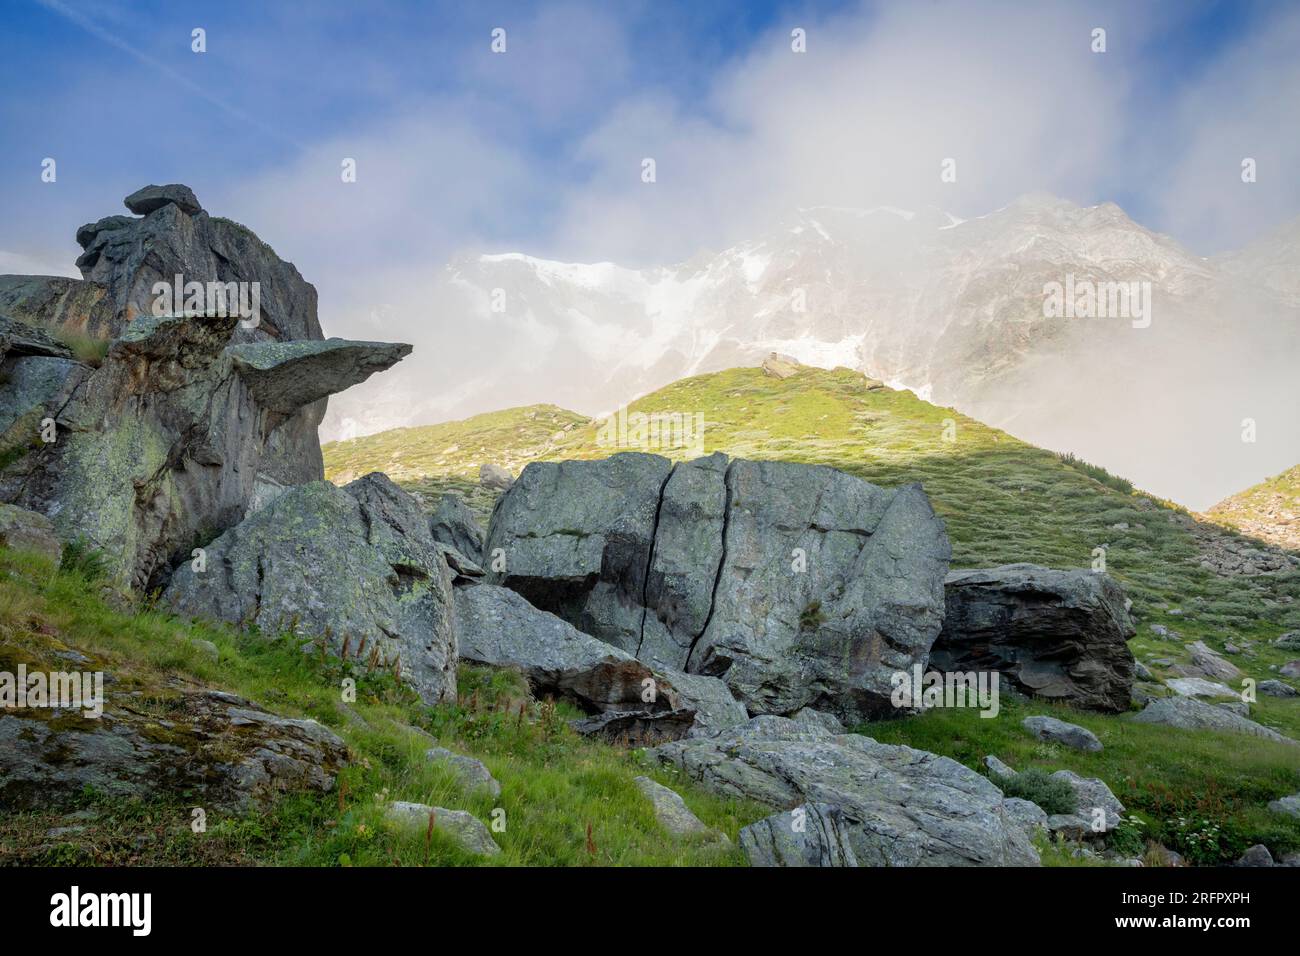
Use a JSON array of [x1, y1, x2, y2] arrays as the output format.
[[1, 190, 411, 590], [165, 475, 457, 706], [930, 564, 1136, 712], [429, 493, 484, 565], [650, 716, 1039, 866], [0, 684, 348, 813], [486, 452, 672, 655], [227, 339, 412, 413], [0, 503, 62, 564], [740, 803, 859, 867], [0, 276, 116, 340], [1044, 770, 1124, 835], [454, 582, 746, 739], [485, 452, 952, 722], [1131, 696, 1297, 745]]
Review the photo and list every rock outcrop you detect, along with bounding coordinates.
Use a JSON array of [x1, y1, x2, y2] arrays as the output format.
[[484, 452, 951, 722], [0, 502, 62, 565], [650, 715, 1039, 866], [929, 564, 1136, 712], [0, 187, 409, 590], [165, 474, 458, 706], [739, 803, 860, 866]]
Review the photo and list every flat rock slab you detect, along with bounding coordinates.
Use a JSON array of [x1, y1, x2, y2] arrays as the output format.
[[227, 338, 411, 413], [650, 716, 1039, 866], [123, 184, 202, 216], [1166, 677, 1239, 700], [1132, 696, 1297, 745], [0, 502, 62, 565]]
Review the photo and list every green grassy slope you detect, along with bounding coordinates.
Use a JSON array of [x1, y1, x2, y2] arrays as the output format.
[[1205, 463, 1300, 552], [0, 549, 764, 866], [322, 365, 1300, 863]]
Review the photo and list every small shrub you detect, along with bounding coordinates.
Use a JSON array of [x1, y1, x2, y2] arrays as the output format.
[[1056, 451, 1134, 495], [60, 537, 110, 580], [996, 768, 1078, 816], [799, 600, 826, 632]]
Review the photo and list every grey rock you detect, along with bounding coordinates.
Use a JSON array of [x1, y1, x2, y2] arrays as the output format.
[[165, 475, 458, 706], [1046, 770, 1125, 835], [1187, 641, 1242, 682], [190, 638, 220, 663], [1131, 696, 1297, 745], [1166, 677, 1238, 699], [453, 583, 746, 739], [123, 184, 203, 216], [0, 275, 115, 340], [1, 193, 411, 589], [1275, 631, 1300, 650], [383, 802, 500, 856], [1259, 679, 1297, 698], [984, 754, 1017, 779], [1281, 661, 1300, 679], [0, 502, 62, 564], [740, 803, 859, 866], [1217, 700, 1250, 717], [689, 459, 951, 722], [1003, 797, 1049, 834], [479, 462, 514, 491], [486, 452, 672, 655], [425, 747, 501, 798], [429, 493, 484, 565], [0, 313, 73, 361], [226, 339, 409, 413], [650, 716, 1039, 866], [1237, 844, 1274, 867], [633, 776, 723, 840], [485, 452, 951, 722], [570, 709, 697, 744], [1022, 715, 1103, 752], [931, 564, 1136, 713], [760, 352, 801, 379], [1267, 794, 1300, 819], [1133, 660, 1154, 681], [789, 707, 845, 735]]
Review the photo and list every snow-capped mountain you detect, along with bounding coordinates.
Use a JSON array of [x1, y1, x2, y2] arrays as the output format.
[[323, 196, 1300, 510]]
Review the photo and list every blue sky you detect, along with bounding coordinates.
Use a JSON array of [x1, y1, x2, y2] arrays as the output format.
[[2, 0, 1299, 302]]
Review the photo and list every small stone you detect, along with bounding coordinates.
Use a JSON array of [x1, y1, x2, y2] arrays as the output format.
[[425, 747, 501, 798], [1267, 794, 1300, 819], [479, 462, 514, 491], [1022, 715, 1103, 752], [383, 801, 500, 856], [634, 776, 724, 841], [0, 503, 63, 565], [1237, 844, 1274, 867], [1259, 680, 1297, 698], [984, 754, 1017, 779]]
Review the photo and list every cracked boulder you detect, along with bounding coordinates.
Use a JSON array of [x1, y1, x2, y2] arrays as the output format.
[[484, 452, 952, 722], [929, 565, 1136, 712], [164, 474, 458, 706], [650, 716, 1039, 866]]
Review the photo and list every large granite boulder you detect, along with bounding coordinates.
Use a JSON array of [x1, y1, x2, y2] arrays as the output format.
[[453, 582, 746, 739], [929, 564, 1136, 712], [429, 493, 484, 565], [650, 716, 1039, 866], [165, 474, 457, 706], [484, 452, 952, 722]]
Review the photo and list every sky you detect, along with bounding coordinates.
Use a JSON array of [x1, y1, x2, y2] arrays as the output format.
[[1, 0, 1299, 487]]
